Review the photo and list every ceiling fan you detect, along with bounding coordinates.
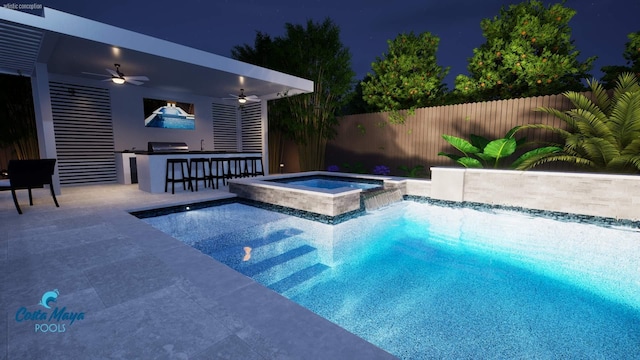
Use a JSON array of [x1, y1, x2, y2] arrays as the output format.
[[225, 89, 260, 104], [82, 63, 149, 85]]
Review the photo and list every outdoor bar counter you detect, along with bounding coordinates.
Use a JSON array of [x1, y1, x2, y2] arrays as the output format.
[[132, 151, 262, 193]]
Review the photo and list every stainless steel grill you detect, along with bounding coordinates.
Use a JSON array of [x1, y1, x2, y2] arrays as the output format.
[[147, 142, 189, 152]]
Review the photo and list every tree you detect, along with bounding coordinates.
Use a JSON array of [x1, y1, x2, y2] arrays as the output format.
[[341, 76, 377, 115], [0, 74, 39, 160], [232, 18, 354, 171], [601, 31, 640, 89], [232, 32, 292, 174], [361, 32, 449, 123], [514, 73, 640, 173], [454, 0, 595, 102]]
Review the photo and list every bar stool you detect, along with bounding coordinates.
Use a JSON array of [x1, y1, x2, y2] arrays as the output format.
[[248, 156, 265, 177], [224, 157, 240, 180], [209, 158, 226, 189], [189, 158, 209, 191], [236, 157, 250, 178], [165, 158, 191, 194]]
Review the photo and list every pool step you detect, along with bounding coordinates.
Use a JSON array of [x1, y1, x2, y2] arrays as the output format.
[[268, 263, 330, 294], [199, 227, 330, 293], [248, 245, 320, 285], [193, 227, 303, 257], [204, 231, 307, 267]]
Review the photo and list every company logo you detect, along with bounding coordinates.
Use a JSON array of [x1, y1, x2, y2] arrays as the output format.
[[15, 288, 86, 333], [39, 289, 59, 309]]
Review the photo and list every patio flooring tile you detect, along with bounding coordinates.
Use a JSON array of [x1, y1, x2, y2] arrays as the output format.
[[0, 184, 396, 359], [85, 254, 181, 308]]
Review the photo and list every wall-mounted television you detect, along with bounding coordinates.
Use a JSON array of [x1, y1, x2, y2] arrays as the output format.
[[143, 98, 195, 130]]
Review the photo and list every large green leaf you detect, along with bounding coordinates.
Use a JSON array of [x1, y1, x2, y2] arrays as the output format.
[[441, 134, 480, 156], [469, 134, 490, 150], [483, 138, 517, 164], [437, 152, 462, 162], [457, 157, 483, 168]]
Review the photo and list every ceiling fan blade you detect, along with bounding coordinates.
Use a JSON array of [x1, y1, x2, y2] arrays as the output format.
[[124, 75, 149, 81], [106, 68, 119, 77], [125, 79, 144, 85], [246, 95, 260, 100], [247, 98, 261, 102], [82, 71, 110, 78]]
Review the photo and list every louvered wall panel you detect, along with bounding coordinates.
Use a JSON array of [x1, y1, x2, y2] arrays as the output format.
[[50, 82, 116, 185], [0, 22, 43, 76], [241, 102, 263, 152], [212, 103, 238, 151]]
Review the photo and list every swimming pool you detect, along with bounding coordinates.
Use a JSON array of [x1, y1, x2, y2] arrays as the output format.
[[139, 200, 640, 359]]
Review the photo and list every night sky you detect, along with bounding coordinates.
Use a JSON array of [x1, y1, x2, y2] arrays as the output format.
[[40, 0, 640, 88]]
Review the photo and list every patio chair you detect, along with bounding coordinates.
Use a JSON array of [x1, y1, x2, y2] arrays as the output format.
[[2, 159, 60, 214]]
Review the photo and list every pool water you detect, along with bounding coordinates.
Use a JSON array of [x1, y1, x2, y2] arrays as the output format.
[[141, 201, 640, 359], [268, 176, 382, 190]]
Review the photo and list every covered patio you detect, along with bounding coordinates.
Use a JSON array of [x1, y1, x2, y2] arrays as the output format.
[[0, 6, 313, 190]]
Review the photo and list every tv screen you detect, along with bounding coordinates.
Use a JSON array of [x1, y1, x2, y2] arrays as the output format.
[[143, 98, 195, 130]]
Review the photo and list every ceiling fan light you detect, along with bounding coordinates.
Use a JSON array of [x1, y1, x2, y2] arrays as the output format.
[[112, 77, 125, 84], [238, 97, 247, 104]]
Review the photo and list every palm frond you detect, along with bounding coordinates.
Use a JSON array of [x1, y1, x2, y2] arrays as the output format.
[[511, 146, 562, 170], [567, 108, 613, 138], [606, 154, 640, 172], [621, 138, 640, 156], [517, 154, 596, 170], [612, 73, 640, 105], [586, 78, 611, 113], [536, 107, 579, 130], [609, 91, 640, 149], [517, 123, 573, 139], [565, 91, 609, 122], [580, 137, 620, 167]]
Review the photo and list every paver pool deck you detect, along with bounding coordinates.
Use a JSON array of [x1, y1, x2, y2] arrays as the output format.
[[0, 184, 396, 359]]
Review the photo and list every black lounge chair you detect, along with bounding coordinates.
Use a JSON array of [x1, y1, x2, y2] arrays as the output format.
[[0, 159, 60, 214]]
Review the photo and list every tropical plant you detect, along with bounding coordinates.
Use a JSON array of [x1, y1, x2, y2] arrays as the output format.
[[513, 73, 640, 173], [453, 0, 594, 102], [438, 126, 561, 168], [397, 164, 425, 178], [361, 31, 449, 123]]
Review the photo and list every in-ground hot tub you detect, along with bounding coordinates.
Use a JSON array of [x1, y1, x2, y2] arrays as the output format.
[[227, 171, 405, 221], [267, 174, 383, 191]]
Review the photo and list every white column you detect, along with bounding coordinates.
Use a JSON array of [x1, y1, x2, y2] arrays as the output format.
[[261, 99, 269, 175], [31, 62, 60, 194]]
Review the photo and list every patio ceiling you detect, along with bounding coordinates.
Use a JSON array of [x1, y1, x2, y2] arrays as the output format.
[[0, 7, 313, 100]]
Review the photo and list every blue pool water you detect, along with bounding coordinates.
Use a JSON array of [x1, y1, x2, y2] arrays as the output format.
[[141, 201, 640, 359], [268, 176, 382, 190]]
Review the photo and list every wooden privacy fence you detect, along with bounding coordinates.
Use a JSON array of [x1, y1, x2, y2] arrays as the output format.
[[325, 93, 575, 177]]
